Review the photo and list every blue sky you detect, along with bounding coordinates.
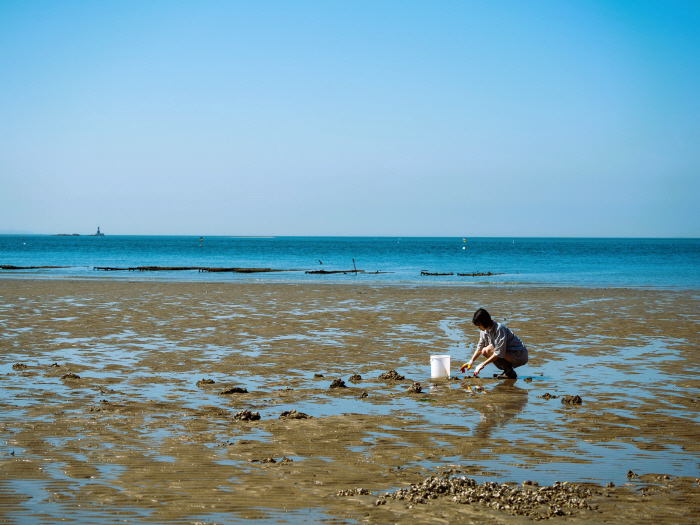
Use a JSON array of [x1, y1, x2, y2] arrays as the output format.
[[1, 0, 698, 236]]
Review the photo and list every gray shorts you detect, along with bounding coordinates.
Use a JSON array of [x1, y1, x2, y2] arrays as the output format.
[[495, 348, 528, 369]]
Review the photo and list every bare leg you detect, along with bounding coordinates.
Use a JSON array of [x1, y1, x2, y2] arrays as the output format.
[[480, 345, 513, 364], [480, 345, 516, 377]]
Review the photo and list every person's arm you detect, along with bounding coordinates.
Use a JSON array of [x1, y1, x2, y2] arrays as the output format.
[[461, 332, 486, 371]]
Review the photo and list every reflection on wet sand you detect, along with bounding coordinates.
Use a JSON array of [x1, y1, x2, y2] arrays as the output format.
[[468, 380, 529, 440]]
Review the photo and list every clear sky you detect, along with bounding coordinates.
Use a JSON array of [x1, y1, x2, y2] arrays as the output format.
[[1, 0, 698, 237]]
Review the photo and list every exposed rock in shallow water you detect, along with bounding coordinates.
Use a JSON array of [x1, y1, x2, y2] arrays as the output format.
[[329, 378, 347, 388], [626, 470, 638, 479], [261, 457, 276, 463], [561, 395, 583, 405], [349, 373, 362, 382], [539, 393, 558, 400], [338, 476, 597, 518], [233, 409, 260, 421], [49, 363, 60, 368], [406, 381, 422, 393], [360, 392, 369, 399], [61, 372, 80, 380], [279, 456, 294, 465], [196, 378, 216, 387], [313, 373, 324, 378], [219, 386, 248, 395], [12, 363, 28, 371], [378, 370, 404, 380], [279, 409, 311, 420]]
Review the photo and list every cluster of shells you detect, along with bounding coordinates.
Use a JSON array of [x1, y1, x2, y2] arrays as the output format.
[[339, 476, 596, 518], [405, 382, 422, 393], [233, 409, 260, 421], [561, 395, 583, 405], [378, 370, 405, 380], [337, 487, 370, 497], [279, 409, 311, 420], [538, 392, 558, 399]]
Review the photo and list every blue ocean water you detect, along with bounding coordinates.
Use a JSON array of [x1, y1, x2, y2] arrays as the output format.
[[1, 235, 699, 288]]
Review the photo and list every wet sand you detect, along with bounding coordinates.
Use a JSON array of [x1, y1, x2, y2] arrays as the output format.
[[1, 279, 699, 524]]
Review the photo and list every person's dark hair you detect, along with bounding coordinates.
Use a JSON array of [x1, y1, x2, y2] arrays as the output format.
[[472, 308, 493, 328]]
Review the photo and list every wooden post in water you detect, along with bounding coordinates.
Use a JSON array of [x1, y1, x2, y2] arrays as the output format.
[[352, 259, 357, 272]]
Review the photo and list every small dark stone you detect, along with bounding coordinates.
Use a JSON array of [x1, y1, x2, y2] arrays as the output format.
[[261, 457, 276, 463], [606, 482, 615, 488], [523, 377, 533, 382], [12, 363, 28, 371], [329, 378, 347, 388], [49, 363, 60, 368], [313, 373, 324, 378], [196, 378, 216, 387], [626, 469, 638, 478], [349, 373, 362, 382], [61, 372, 80, 380], [360, 391, 369, 399], [219, 386, 248, 395]]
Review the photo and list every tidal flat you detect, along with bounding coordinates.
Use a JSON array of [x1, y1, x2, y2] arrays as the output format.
[[1, 279, 699, 524]]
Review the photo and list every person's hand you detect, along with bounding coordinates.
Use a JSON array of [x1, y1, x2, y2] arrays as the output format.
[[473, 364, 484, 377], [459, 362, 471, 373]]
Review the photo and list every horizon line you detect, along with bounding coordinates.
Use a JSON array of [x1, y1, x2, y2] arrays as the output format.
[[1, 233, 699, 240]]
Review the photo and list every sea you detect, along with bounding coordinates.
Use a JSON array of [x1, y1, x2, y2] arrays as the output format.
[[1, 235, 699, 289]]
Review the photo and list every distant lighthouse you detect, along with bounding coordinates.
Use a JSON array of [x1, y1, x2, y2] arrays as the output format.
[[93, 227, 104, 236]]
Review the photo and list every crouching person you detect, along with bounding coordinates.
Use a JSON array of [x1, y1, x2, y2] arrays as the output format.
[[462, 308, 528, 379]]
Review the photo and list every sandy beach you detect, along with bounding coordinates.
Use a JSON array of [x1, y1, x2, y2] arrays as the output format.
[[1, 279, 699, 524]]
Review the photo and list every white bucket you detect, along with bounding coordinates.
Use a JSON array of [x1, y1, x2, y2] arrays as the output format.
[[430, 354, 450, 379]]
